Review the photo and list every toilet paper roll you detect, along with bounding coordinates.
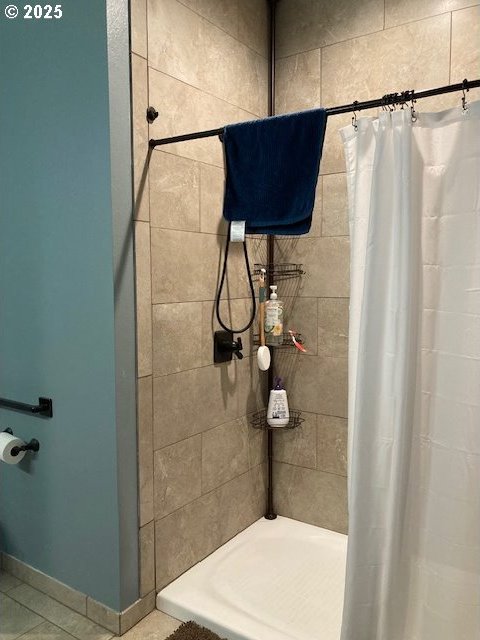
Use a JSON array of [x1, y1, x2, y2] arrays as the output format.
[[0, 431, 26, 464]]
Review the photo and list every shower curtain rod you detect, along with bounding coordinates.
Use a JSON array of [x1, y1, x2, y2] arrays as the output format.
[[149, 78, 480, 148]]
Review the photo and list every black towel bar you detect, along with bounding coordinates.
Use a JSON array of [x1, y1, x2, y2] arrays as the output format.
[[0, 396, 53, 418]]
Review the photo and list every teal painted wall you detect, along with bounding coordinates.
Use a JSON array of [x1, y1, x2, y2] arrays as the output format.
[[0, 0, 137, 610]]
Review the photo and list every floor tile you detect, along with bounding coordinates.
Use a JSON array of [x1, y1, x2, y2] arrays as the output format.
[[1, 556, 86, 615], [0, 592, 43, 640], [7, 584, 112, 640], [17, 621, 77, 639], [0, 573, 21, 594], [120, 610, 180, 639]]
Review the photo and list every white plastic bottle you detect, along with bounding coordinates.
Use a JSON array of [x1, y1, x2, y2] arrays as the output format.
[[265, 285, 284, 346], [267, 377, 290, 428]]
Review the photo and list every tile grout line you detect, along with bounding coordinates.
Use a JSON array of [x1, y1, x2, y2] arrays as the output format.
[[451, 1, 480, 12], [2, 571, 86, 617], [131, 52, 147, 63], [148, 219, 347, 236], [14, 620, 50, 640], [200, 429, 204, 497], [150, 351, 348, 383], [154, 462, 265, 524], [147, 66, 264, 120], [275, 458, 347, 479], [448, 11, 453, 85], [145, 207, 153, 382], [17, 621, 79, 640], [146, 0, 151, 232], [280, 9, 456, 61], [151, 145, 224, 171], [145, 0, 149, 68], [6, 584, 113, 640], [171, 0, 269, 62], [154, 410, 265, 455], [147, 162, 155, 563], [197, 151, 202, 235], [273, 458, 317, 473], [147, 356, 157, 596], [152, 519, 158, 603], [151, 354, 256, 382], [146, 171, 155, 323]]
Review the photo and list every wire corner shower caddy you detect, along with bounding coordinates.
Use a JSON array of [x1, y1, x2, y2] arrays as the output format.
[[146, 0, 479, 520], [250, 409, 305, 431]]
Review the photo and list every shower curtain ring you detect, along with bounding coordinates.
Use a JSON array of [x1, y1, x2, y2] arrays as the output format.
[[388, 94, 398, 112], [461, 78, 469, 112], [352, 100, 359, 131], [410, 91, 417, 122]]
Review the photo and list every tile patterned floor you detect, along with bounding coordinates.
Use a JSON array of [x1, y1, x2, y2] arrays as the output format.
[[0, 571, 180, 640]]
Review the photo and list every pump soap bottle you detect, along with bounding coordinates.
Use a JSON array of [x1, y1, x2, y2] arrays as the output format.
[[265, 285, 284, 346], [267, 377, 290, 428]]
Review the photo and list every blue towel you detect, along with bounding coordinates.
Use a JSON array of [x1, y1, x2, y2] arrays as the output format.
[[222, 109, 327, 236]]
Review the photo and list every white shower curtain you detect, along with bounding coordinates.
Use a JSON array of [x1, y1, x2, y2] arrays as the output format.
[[340, 102, 480, 640]]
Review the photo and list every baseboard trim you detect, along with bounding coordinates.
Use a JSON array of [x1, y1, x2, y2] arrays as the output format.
[[0, 553, 155, 635]]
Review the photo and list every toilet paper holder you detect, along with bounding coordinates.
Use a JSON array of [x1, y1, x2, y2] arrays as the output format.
[[2, 428, 40, 458]]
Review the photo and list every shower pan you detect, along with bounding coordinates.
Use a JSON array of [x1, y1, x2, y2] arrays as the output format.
[[157, 516, 347, 640]]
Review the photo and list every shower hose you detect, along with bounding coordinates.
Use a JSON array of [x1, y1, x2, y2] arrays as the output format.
[[215, 223, 256, 334]]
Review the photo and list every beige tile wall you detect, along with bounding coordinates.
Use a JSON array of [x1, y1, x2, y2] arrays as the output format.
[[131, 0, 480, 593], [275, 0, 480, 534], [130, 0, 269, 596]]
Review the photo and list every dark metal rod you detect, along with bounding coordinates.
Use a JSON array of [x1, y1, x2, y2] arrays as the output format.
[[149, 127, 224, 147], [268, 0, 275, 119], [328, 78, 480, 115], [265, 0, 277, 521], [0, 396, 53, 418], [149, 78, 480, 148]]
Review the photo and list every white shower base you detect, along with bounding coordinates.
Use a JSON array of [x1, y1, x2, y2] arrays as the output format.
[[157, 516, 347, 640]]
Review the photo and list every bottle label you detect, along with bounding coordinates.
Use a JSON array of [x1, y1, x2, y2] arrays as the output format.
[[271, 397, 287, 420], [265, 304, 283, 336]]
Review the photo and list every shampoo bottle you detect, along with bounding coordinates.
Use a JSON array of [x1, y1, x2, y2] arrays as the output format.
[[267, 377, 290, 428], [265, 285, 284, 345]]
